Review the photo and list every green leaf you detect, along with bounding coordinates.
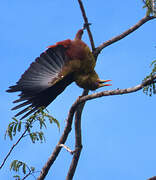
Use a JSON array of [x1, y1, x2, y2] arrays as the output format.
[[29, 133, 36, 143], [38, 131, 45, 143], [48, 115, 60, 130], [29, 131, 45, 143], [12, 117, 18, 123], [10, 160, 36, 179], [8, 123, 14, 140], [22, 163, 26, 174], [13, 175, 20, 180], [13, 123, 18, 136], [5, 118, 24, 140], [142, 0, 156, 16], [39, 118, 47, 129], [10, 160, 18, 171], [150, 60, 156, 67], [143, 60, 156, 96], [17, 121, 22, 132], [10, 160, 29, 174]]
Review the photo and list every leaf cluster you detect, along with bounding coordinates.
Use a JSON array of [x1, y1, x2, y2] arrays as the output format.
[[142, 0, 156, 16], [10, 160, 35, 180], [5, 108, 60, 143], [5, 118, 22, 140], [143, 60, 156, 96], [4, 108, 60, 179]]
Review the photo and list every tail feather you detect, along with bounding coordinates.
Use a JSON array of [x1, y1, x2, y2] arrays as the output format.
[[12, 73, 74, 119]]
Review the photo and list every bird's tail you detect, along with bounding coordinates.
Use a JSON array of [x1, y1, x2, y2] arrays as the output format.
[[8, 73, 74, 120]]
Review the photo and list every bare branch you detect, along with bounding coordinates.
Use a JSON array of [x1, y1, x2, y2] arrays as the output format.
[[67, 74, 156, 117], [22, 172, 32, 180], [94, 15, 156, 56], [0, 127, 29, 169], [66, 100, 84, 180], [78, 0, 95, 51], [36, 91, 89, 180]]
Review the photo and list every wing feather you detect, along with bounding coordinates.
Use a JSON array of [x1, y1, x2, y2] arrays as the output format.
[[7, 45, 74, 119]]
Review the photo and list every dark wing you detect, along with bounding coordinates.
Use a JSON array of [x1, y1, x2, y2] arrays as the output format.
[[6, 45, 74, 120]]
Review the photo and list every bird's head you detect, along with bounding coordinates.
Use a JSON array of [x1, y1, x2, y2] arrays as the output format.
[[75, 71, 111, 90], [88, 76, 112, 90]]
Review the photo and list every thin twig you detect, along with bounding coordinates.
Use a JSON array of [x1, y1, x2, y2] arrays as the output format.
[[94, 15, 156, 56], [64, 1, 95, 179], [78, 0, 95, 51], [0, 127, 29, 169], [22, 172, 32, 180], [22, 163, 37, 180]]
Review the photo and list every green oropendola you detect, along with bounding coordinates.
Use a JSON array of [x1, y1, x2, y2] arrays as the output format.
[[7, 29, 111, 119]]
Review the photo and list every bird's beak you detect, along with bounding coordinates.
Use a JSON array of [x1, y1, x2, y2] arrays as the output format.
[[98, 79, 112, 87]]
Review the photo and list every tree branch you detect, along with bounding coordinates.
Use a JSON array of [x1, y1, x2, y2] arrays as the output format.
[[37, 71, 156, 180], [37, 74, 156, 180], [63, 1, 94, 179], [94, 15, 156, 56], [67, 74, 156, 117], [0, 127, 29, 169], [66, 96, 85, 180], [36, 95, 81, 180], [78, 0, 95, 51]]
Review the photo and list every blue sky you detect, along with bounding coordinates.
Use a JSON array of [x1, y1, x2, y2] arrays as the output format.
[[1, 0, 156, 179]]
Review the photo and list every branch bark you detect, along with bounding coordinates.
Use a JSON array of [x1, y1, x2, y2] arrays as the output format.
[[78, 0, 95, 51], [36, 100, 78, 180], [94, 15, 156, 56], [66, 74, 156, 119], [65, 1, 97, 179], [66, 93, 85, 180]]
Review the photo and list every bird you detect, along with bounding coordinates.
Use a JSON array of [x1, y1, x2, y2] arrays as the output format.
[[6, 28, 111, 120]]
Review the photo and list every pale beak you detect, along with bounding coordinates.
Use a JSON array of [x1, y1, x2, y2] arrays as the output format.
[[98, 79, 112, 87]]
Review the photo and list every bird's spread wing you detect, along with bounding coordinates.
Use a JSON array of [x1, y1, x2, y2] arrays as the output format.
[[7, 45, 74, 119]]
